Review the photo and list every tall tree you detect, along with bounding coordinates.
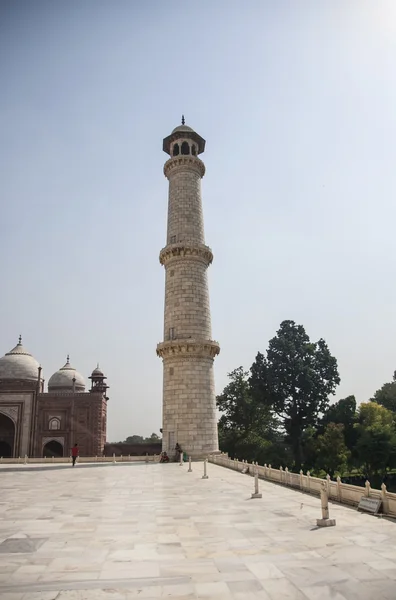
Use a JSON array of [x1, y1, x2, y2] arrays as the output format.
[[216, 367, 279, 463], [124, 435, 145, 444], [354, 402, 396, 479], [321, 396, 356, 428], [250, 320, 340, 469], [314, 423, 350, 477], [371, 372, 396, 414], [320, 395, 357, 450]]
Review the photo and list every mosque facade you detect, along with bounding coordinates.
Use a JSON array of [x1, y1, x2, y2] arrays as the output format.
[[0, 337, 108, 458]]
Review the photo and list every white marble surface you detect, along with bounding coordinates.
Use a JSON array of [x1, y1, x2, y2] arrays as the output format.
[[0, 461, 395, 599]]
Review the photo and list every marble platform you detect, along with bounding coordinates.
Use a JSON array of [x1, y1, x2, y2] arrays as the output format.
[[0, 461, 396, 599]]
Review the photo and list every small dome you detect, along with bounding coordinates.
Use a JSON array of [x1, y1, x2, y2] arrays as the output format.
[[0, 337, 41, 382], [172, 124, 194, 134], [91, 364, 105, 377], [48, 356, 85, 392]]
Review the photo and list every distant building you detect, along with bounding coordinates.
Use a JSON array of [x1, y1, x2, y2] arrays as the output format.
[[0, 337, 108, 458]]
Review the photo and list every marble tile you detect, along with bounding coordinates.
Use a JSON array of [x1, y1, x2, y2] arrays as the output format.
[[0, 538, 47, 553], [160, 583, 195, 596], [248, 562, 285, 579], [1, 462, 396, 599], [195, 581, 230, 596], [301, 585, 347, 600], [261, 578, 308, 599], [21, 594, 60, 600], [227, 579, 263, 592], [331, 579, 395, 600]]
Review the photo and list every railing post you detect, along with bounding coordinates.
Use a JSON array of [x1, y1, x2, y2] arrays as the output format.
[[307, 471, 311, 493], [251, 464, 262, 499], [188, 456, 192, 472], [285, 467, 289, 486], [113, 453, 116, 464], [381, 483, 389, 514], [299, 469, 303, 490], [337, 476, 342, 502], [365, 480, 371, 498], [268, 464, 272, 480], [326, 474, 331, 497], [279, 466, 283, 484], [317, 481, 336, 527], [202, 458, 209, 479]]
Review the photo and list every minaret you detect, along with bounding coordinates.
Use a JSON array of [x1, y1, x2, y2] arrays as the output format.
[[156, 118, 220, 459]]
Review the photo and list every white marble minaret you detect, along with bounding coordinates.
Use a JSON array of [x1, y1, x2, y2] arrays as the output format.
[[156, 118, 220, 458]]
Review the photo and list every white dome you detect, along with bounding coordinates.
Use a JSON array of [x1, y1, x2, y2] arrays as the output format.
[[48, 356, 85, 392], [0, 337, 40, 382], [172, 124, 194, 134]]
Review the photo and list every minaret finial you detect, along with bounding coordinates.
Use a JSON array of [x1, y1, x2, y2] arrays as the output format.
[[66, 354, 70, 363], [181, 114, 185, 125], [97, 362, 99, 369], [18, 334, 22, 345]]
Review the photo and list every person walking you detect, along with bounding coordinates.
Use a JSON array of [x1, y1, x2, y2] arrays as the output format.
[[71, 443, 79, 467]]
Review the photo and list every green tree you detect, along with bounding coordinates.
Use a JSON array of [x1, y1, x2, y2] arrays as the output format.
[[216, 367, 279, 463], [144, 433, 161, 442], [124, 435, 144, 444], [354, 402, 396, 479], [314, 423, 350, 477], [250, 320, 340, 470], [320, 395, 357, 452], [371, 372, 396, 414], [321, 396, 356, 428]]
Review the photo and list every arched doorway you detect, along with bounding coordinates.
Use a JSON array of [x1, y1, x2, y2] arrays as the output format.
[[0, 413, 15, 458], [43, 440, 63, 458]]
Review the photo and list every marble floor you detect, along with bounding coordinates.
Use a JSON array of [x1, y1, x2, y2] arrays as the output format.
[[0, 462, 396, 599]]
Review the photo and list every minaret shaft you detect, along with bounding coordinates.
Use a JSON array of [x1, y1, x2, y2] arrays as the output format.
[[157, 124, 220, 459]]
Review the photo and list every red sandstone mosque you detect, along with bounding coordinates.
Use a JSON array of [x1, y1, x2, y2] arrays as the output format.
[[0, 336, 108, 458]]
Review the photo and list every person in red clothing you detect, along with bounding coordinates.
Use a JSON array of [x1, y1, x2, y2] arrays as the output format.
[[71, 443, 79, 467]]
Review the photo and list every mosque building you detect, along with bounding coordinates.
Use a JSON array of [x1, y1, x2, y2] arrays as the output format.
[[0, 337, 108, 458]]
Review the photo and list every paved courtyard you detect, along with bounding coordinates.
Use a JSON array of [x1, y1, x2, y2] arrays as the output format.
[[0, 462, 396, 599]]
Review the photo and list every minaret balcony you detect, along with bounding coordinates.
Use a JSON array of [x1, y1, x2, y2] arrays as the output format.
[[156, 338, 220, 360], [159, 242, 213, 267], [164, 155, 205, 179]]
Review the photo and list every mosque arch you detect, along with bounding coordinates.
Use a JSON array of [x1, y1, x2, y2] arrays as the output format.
[[0, 413, 15, 458], [43, 439, 64, 458], [173, 143, 180, 156], [49, 417, 61, 430], [181, 141, 190, 155]]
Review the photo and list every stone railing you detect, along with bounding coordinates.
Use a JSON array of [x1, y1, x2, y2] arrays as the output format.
[[208, 453, 396, 518], [0, 454, 159, 465]]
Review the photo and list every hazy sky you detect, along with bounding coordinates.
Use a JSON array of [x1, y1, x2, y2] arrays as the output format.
[[1, 1, 396, 442]]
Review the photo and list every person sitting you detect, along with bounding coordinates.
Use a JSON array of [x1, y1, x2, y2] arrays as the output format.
[[160, 451, 169, 463]]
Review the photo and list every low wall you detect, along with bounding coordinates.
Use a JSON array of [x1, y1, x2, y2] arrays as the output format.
[[104, 443, 162, 456], [208, 453, 396, 518], [0, 455, 159, 465]]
